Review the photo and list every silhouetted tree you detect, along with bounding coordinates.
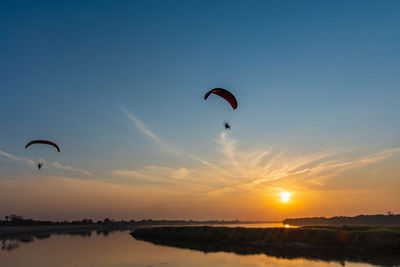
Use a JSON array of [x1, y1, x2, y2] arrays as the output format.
[[11, 215, 23, 220]]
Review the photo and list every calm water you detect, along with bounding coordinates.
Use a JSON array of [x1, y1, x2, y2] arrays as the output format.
[[0, 223, 396, 267]]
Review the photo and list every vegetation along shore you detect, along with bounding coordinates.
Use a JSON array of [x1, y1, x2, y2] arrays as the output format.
[[131, 225, 400, 250]]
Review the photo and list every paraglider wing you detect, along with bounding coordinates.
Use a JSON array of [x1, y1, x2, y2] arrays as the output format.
[[25, 140, 60, 152], [204, 88, 237, 110]]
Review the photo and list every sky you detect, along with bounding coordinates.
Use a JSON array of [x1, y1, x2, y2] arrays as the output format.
[[0, 0, 399, 221]]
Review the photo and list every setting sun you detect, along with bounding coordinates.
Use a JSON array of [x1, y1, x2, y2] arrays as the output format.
[[280, 192, 291, 202]]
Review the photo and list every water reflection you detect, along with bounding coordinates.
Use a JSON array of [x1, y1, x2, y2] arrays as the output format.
[[1, 236, 35, 252], [0, 223, 291, 252], [1, 239, 21, 251], [132, 233, 400, 267], [1, 227, 399, 267], [0, 229, 124, 251]]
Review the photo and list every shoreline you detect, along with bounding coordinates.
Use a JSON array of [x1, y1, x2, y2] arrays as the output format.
[[0, 221, 279, 238], [0, 225, 103, 239], [131, 225, 400, 250], [131, 229, 400, 266]]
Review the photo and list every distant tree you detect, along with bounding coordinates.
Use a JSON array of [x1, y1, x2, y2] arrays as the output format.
[[81, 218, 93, 224], [6, 214, 23, 224], [9, 214, 23, 220], [386, 211, 393, 216]]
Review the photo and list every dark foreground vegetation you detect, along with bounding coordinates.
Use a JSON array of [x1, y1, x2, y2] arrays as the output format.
[[131, 226, 400, 266], [131, 226, 400, 250], [283, 214, 400, 226]]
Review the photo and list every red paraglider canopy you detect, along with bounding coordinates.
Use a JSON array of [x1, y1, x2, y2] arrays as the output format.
[[25, 140, 60, 152], [204, 88, 237, 110]]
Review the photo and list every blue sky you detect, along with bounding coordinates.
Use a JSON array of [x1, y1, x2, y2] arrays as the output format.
[[1, 1, 399, 220]]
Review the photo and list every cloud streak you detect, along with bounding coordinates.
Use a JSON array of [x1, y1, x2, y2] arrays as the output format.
[[118, 104, 178, 154], [118, 103, 213, 166], [109, 132, 400, 195], [51, 161, 91, 176], [0, 150, 91, 176], [0, 150, 35, 166]]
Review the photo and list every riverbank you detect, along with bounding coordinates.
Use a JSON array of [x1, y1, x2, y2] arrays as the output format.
[[283, 214, 400, 226], [131, 225, 400, 250], [0, 221, 274, 239], [0, 225, 103, 239]]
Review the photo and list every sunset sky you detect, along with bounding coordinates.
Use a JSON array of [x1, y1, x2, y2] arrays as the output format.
[[1, 0, 399, 221]]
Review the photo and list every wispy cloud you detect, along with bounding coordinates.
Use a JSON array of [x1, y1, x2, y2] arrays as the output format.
[[0, 150, 35, 166], [109, 132, 400, 194], [51, 161, 91, 176], [0, 150, 91, 176], [118, 103, 213, 166], [118, 104, 178, 154]]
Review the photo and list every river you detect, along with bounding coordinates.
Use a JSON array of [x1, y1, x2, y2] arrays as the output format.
[[0, 223, 396, 267]]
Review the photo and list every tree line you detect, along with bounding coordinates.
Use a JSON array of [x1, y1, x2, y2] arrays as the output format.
[[283, 213, 400, 226], [1, 215, 252, 227]]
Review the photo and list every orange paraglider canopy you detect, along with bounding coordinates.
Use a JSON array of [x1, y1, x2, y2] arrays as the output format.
[[25, 140, 60, 152], [204, 88, 237, 110]]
